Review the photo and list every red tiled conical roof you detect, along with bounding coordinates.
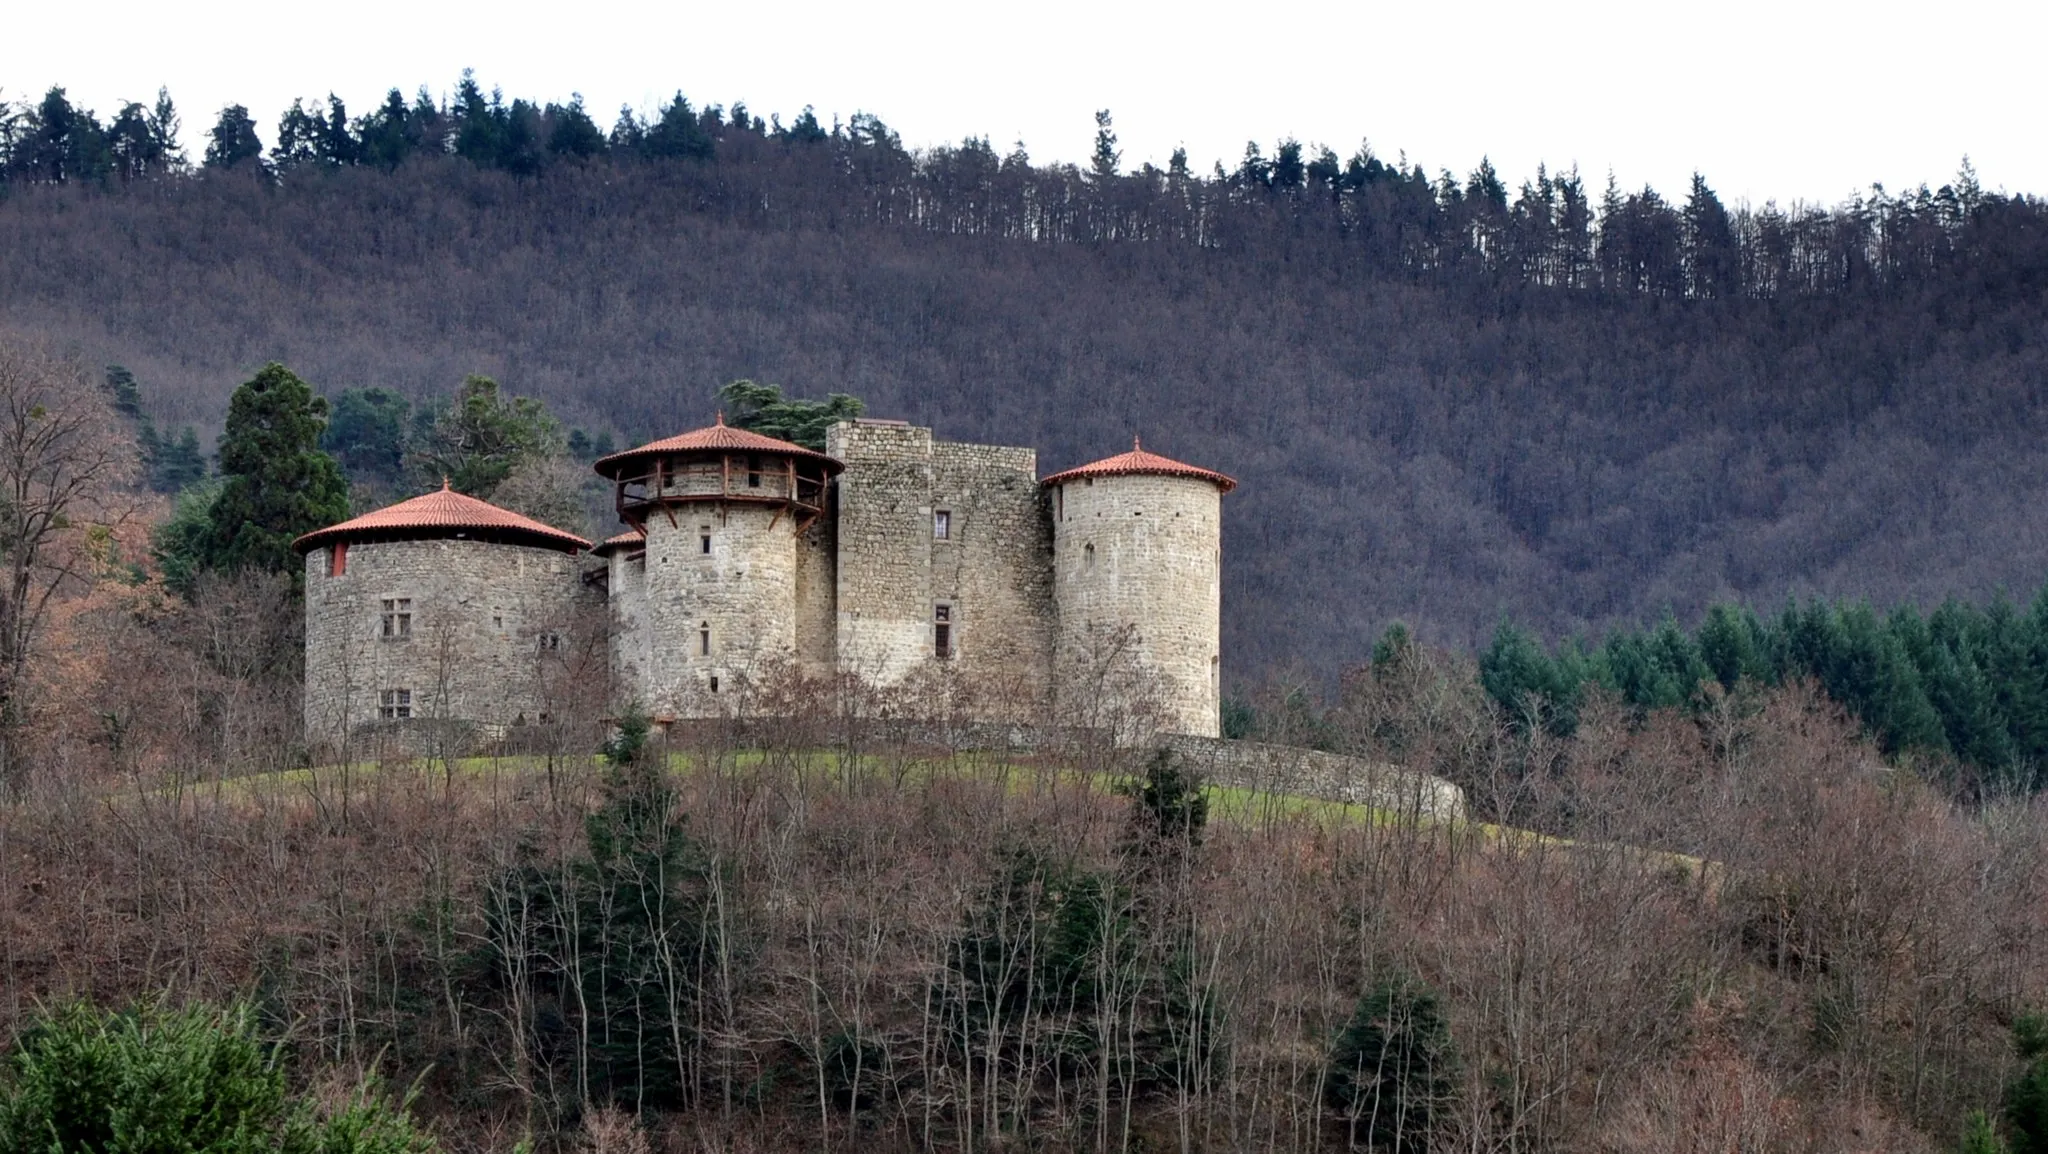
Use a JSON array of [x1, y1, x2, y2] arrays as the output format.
[[591, 529, 647, 556], [593, 413, 843, 478], [1041, 438, 1237, 493], [292, 482, 592, 554]]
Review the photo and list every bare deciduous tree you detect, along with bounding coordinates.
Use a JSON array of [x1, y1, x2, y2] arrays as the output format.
[[0, 336, 135, 793]]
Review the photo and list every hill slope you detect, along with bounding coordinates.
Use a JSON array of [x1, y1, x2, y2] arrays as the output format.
[[2, 151, 2045, 678]]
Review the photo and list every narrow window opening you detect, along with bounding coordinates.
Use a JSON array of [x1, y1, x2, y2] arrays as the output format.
[[493, 613, 504, 630], [709, 675, 720, 693], [933, 509, 951, 540], [329, 542, 348, 577], [1083, 543, 1095, 571], [380, 598, 413, 639], [699, 622, 711, 657], [700, 533, 712, 555], [746, 455, 762, 488], [934, 604, 953, 660], [538, 632, 562, 652], [378, 688, 413, 720]]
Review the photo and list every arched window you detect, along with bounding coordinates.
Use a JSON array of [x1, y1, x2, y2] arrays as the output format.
[[699, 621, 711, 657]]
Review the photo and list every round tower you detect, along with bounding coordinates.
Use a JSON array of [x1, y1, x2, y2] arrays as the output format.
[[293, 483, 592, 748], [593, 416, 842, 714], [1044, 439, 1236, 737]]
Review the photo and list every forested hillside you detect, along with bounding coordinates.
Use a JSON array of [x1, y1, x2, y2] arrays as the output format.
[[4, 78, 2047, 676]]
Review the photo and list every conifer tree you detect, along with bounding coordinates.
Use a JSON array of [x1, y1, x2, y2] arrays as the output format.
[[198, 363, 349, 583]]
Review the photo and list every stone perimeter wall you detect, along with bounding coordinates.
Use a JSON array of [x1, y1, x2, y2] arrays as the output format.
[[1162, 735, 1468, 821], [303, 538, 584, 745]]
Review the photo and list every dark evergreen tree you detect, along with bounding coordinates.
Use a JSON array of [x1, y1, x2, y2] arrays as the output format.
[[1088, 110, 1120, 182], [321, 386, 411, 484], [355, 89, 418, 170], [198, 363, 350, 583], [203, 104, 264, 170], [1683, 172, 1739, 298], [2008, 1011, 2048, 1154], [407, 375, 562, 497], [718, 379, 863, 450], [641, 92, 714, 161], [1326, 972, 1459, 1151], [545, 95, 606, 160], [271, 99, 323, 170]]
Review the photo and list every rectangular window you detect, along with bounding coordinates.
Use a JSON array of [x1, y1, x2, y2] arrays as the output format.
[[329, 542, 348, 577], [378, 688, 413, 720], [699, 622, 711, 656], [933, 509, 951, 540], [934, 604, 953, 660], [379, 598, 412, 639], [700, 533, 712, 555], [746, 455, 762, 488], [538, 632, 562, 652]]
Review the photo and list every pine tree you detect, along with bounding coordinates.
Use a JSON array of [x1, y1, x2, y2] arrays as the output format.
[[546, 95, 606, 160], [1327, 972, 1459, 1151], [203, 104, 263, 170], [1089, 110, 1120, 182], [407, 375, 562, 497]]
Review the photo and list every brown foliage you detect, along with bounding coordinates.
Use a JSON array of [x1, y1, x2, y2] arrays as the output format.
[[0, 674, 2039, 1152]]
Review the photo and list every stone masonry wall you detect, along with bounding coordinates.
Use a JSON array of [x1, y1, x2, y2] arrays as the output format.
[[303, 538, 583, 745], [641, 503, 798, 715], [930, 441, 1055, 711], [793, 515, 836, 678], [1162, 735, 1468, 821], [827, 422, 936, 683], [608, 547, 653, 706], [826, 421, 1056, 707], [1052, 472, 1223, 736]]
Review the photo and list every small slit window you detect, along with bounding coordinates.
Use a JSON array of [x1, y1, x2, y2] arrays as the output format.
[[934, 604, 953, 660], [933, 509, 951, 540], [328, 542, 348, 577], [700, 532, 712, 555], [746, 455, 762, 488], [380, 598, 412, 639], [699, 621, 711, 657], [1083, 543, 1095, 571], [378, 688, 413, 719]]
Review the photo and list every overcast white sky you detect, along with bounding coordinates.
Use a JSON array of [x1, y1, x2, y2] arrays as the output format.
[[3, 0, 2038, 209]]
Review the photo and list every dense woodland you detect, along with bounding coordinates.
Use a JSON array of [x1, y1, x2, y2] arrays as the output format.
[[2, 76, 2045, 676], [2, 76, 2048, 1152]]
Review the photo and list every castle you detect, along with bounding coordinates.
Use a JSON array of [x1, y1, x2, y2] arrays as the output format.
[[295, 417, 1234, 745]]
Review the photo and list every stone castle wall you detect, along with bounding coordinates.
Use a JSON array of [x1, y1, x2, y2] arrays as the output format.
[[930, 441, 1055, 712], [793, 516, 837, 678], [827, 422, 935, 682], [825, 422, 1055, 708], [639, 503, 800, 714], [607, 546, 653, 706], [1052, 472, 1223, 737], [303, 538, 584, 745]]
